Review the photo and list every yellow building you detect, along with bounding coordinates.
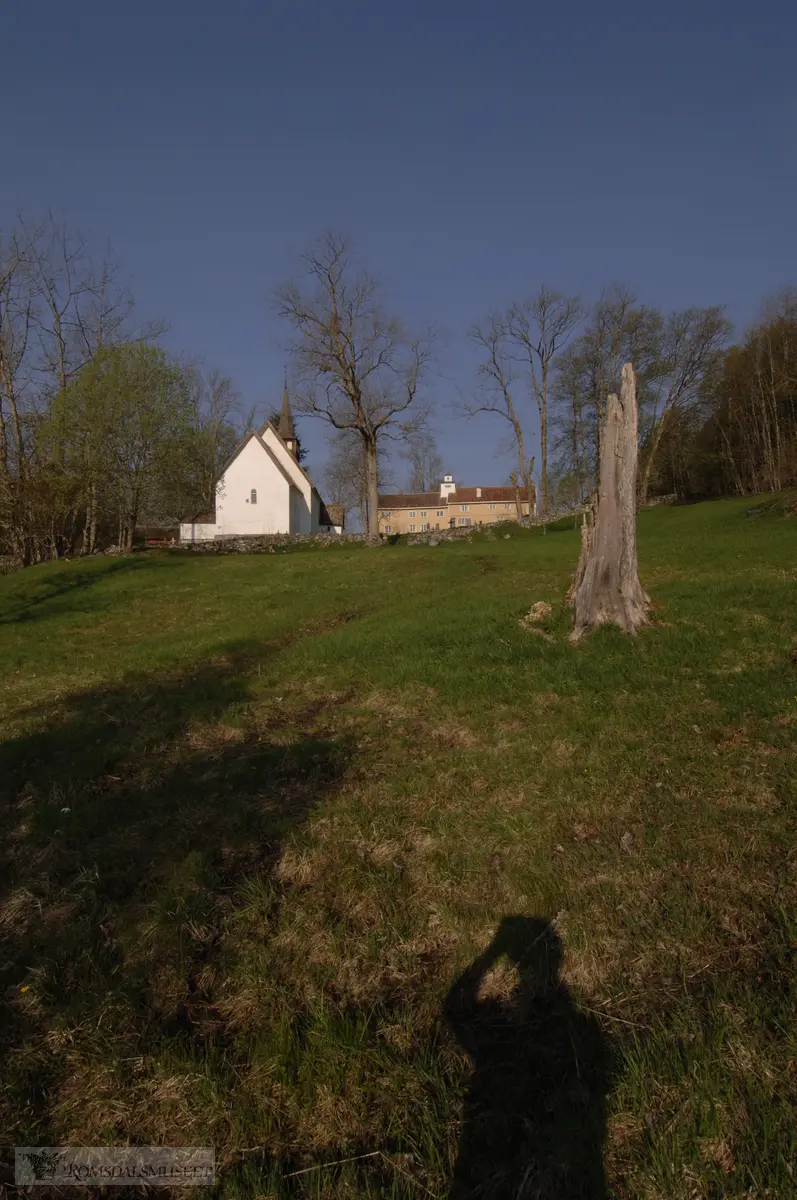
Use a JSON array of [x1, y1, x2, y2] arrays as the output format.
[[378, 475, 535, 535]]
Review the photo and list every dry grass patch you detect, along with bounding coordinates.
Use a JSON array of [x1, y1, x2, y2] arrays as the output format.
[[429, 719, 481, 749]]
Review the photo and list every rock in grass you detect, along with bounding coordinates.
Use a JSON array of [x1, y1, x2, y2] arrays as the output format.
[[521, 602, 552, 625]]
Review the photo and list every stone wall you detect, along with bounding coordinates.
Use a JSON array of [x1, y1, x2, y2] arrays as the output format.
[[642, 493, 678, 506], [180, 530, 370, 553], [178, 509, 590, 554]]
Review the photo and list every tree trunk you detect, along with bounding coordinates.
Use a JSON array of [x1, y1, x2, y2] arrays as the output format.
[[87, 482, 97, 555], [539, 398, 548, 517], [364, 436, 380, 541], [510, 471, 523, 521], [571, 364, 649, 640], [567, 506, 594, 604]]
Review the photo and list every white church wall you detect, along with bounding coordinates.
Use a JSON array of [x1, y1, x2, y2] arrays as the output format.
[[216, 436, 291, 535]]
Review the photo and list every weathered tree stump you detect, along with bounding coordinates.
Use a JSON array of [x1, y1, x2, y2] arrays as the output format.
[[570, 363, 650, 640], [567, 502, 595, 605]]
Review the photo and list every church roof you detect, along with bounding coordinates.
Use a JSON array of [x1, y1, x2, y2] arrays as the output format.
[[320, 503, 345, 528], [277, 380, 297, 442]]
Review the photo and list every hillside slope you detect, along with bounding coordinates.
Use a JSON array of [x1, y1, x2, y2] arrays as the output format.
[[1, 497, 795, 1197]]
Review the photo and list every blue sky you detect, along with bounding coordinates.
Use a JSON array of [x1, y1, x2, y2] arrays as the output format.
[[4, 0, 796, 487]]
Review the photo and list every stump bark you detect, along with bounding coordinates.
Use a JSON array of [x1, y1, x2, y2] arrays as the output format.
[[567, 503, 595, 605], [571, 363, 650, 640]]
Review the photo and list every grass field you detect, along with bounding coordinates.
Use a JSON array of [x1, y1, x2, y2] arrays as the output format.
[[1, 497, 796, 1198]]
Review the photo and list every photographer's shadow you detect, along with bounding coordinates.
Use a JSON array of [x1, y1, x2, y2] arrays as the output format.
[[445, 916, 611, 1199]]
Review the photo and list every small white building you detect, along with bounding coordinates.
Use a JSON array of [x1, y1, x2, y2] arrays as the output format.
[[180, 386, 344, 543]]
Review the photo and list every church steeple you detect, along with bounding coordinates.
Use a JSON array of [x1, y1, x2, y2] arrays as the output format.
[[277, 373, 299, 458]]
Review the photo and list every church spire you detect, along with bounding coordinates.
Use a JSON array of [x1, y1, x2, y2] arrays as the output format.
[[277, 373, 298, 457]]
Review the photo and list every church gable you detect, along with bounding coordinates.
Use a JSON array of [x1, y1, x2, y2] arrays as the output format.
[[215, 433, 292, 534]]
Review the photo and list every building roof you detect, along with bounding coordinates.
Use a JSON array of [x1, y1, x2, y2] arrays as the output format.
[[277, 379, 297, 442], [377, 484, 534, 509], [320, 503, 345, 527], [455, 485, 533, 502], [376, 491, 445, 509], [257, 414, 322, 495]]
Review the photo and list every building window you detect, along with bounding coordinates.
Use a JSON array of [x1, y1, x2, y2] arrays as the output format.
[[409, 523, 416, 532], [421, 522, 431, 531], [409, 510, 416, 518], [504, 502, 510, 509], [460, 503, 469, 512], [489, 502, 496, 510], [420, 510, 427, 517], [384, 524, 392, 533], [436, 509, 444, 517], [250, 489, 257, 504], [382, 510, 392, 518]]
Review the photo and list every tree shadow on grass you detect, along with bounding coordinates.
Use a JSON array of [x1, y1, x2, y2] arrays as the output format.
[[445, 916, 611, 1200], [0, 553, 184, 626], [0, 637, 353, 1151]]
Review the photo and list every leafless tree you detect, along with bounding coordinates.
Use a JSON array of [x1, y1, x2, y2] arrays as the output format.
[[276, 233, 435, 540], [464, 313, 536, 518], [505, 287, 582, 515], [552, 286, 661, 497], [0, 229, 35, 562], [323, 428, 394, 533], [405, 429, 443, 491], [466, 288, 580, 517], [637, 306, 730, 502], [185, 365, 241, 512]]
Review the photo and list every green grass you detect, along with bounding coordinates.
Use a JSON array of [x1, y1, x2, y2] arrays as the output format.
[[1, 497, 796, 1197]]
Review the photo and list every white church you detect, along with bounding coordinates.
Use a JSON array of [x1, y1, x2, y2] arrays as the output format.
[[179, 385, 344, 543]]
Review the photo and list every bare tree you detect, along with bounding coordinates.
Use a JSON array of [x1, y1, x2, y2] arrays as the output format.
[[638, 307, 730, 502], [505, 287, 582, 515], [324, 428, 394, 533], [550, 347, 591, 503], [571, 364, 650, 639], [21, 214, 165, 396], [186, 365, 241, 513], [465, 313, 536, 518], [0, 229, 35, 562], [276, 233, 435, 540], [323, 431, 362, 528], [405, 430, 443, 491], [551, 286, 661, 497]]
